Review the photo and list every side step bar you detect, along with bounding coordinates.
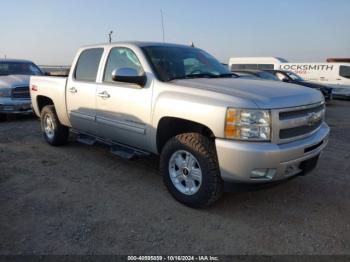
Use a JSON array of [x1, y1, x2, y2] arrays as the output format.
[[76, 134, 95, 145], [74, 132, 150, 160]]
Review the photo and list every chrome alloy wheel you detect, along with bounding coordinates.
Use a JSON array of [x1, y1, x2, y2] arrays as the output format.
[[44, 114, 55, 140], [168, 150, 202, 195]]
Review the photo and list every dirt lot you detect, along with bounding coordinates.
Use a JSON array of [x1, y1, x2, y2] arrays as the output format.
[[0, 100, 349, 255]]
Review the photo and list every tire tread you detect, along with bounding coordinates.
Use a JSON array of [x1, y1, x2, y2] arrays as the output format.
[[40, 105, 69, 146], [160, 133, 223, 207]]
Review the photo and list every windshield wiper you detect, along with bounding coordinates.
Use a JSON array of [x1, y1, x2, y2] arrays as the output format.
[[217, 73, 238, 78], [168, 72, 238, 81], [186, 73, 219, 78], [168, 73, 220, 81]]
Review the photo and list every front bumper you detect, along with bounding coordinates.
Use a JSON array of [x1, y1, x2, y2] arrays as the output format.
[[0, 98, 32, 114], [215, 123, 330, 183]]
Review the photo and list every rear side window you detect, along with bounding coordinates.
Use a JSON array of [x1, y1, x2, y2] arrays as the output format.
[[231, 64, 274, 70], [258, 64, 274, 70], [74, 48, 103, 82], [340, 66, 350, 79]]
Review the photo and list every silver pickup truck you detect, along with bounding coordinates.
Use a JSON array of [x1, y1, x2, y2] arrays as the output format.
[[30, 42, 330, 207], [0, 59, 43, 121]]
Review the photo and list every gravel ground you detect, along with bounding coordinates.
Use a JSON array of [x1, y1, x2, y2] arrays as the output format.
[[0, 100, 349, 255]]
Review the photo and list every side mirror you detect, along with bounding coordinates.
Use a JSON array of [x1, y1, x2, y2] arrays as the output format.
[[282, 78, 289, 82], [112, 68, 146, 87]]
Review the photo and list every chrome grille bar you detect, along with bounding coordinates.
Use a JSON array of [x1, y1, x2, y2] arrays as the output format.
[[271, 102, 325, 144]]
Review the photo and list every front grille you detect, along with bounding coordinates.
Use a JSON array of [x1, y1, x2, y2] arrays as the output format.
[[280, 121, 322, 139], [12, 86, 30, 99], [279, 104, 324, 120], [276, 103, 325, 142]]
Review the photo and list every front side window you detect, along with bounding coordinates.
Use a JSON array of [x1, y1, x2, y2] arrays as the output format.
[[340, 66, 350, 79], [0, 62, 42, 76], [143, 46, 232, 81], [231, 64, 258, 70], [257, 64, 274, 70], [74, 48, 103, 82], [103, 47, 143, 83], [231, 64, 274, 71]]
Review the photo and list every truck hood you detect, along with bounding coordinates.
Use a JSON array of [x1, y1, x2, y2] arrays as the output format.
[[0, 75, 30, 89], [172, 78, 324, 109]]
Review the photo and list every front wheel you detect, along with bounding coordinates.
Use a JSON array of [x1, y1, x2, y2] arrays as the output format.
[[160, 133, 223, 208], [40, 105, 69, 146]]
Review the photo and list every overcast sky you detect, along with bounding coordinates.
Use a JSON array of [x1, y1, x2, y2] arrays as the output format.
[[1, 0, 349, 65]]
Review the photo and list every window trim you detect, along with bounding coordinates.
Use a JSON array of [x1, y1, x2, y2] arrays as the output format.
[[339, 65, 350, 79], [102, 46, 145, 85], [73, 48, 104, 83]]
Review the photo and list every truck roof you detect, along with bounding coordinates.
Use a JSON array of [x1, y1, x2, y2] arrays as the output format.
[[80, 41, 193, 49], [0, 59, 34, 63]]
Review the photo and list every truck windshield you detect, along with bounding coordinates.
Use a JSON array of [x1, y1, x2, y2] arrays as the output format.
[[142, 46, 234, 82], [0, 62, 43, 76]]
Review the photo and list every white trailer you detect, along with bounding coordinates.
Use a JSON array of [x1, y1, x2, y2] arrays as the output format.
[[229, 57, 350, 89]]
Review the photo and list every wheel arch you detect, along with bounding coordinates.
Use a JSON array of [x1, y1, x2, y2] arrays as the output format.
[[36, 95, 54, 113], [156, 116, 215, 153]]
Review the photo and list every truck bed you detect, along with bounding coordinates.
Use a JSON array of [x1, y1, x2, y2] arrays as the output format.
[[30, 76, 71, 126]]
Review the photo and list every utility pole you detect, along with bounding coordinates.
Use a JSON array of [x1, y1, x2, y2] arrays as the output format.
[[160, 9, 165, 42], [108, 31, 113, 43]]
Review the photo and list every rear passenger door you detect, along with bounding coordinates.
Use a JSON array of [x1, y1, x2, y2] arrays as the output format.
[[66, 48, 103, 134]]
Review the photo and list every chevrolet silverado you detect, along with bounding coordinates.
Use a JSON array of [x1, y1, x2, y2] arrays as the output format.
[[30, 42, 330, 207]]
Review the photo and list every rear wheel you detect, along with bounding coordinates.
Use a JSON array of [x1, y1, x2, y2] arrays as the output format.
[[40, 105, 69, 146], [160, 133, 223, 208], [0, 113, 6, 122]]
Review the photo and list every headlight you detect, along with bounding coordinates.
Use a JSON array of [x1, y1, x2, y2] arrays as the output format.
[[225, 108, 271, 141], [0, 88, 12, 97]]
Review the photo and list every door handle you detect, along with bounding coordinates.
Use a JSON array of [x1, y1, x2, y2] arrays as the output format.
[[68, 87, 77, 93], [97, 91, 110, 99]]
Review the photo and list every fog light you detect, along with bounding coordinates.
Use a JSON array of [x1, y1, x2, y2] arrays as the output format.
[[250, 169, 276, 179]]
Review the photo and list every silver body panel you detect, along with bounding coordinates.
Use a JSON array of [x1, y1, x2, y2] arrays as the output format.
[[66, 80, 98, 135], [171, 78, 323, 109], [30, 42, 329, 183], [216, 123, 329, 182]]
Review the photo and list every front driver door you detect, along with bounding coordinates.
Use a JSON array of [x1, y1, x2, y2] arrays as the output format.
[[96, 47, 152, 150]]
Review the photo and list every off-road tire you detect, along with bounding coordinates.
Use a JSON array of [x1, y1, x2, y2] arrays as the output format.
[[160, 133, 223, 208], [40, 105, 69, 146]]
